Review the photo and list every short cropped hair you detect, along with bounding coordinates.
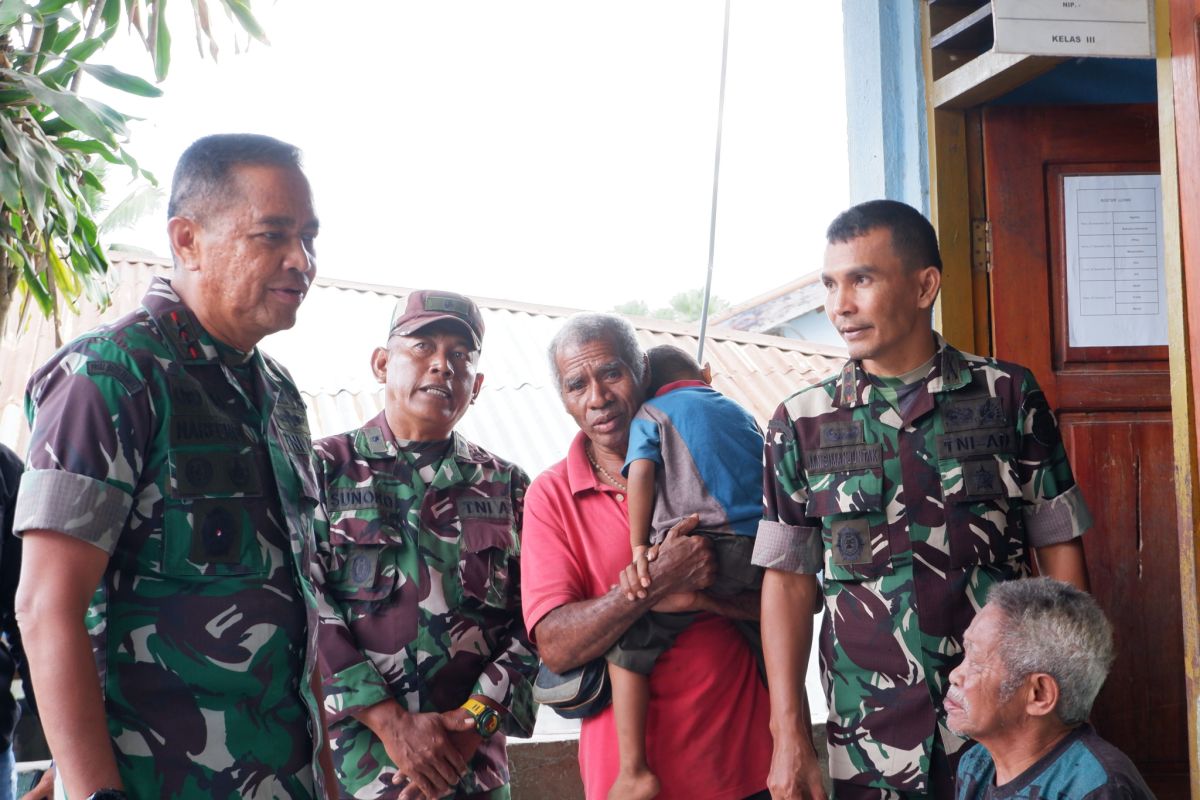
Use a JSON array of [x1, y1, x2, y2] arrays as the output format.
[[168, 133, 304, 220], [987, 578, 1115, 726], [826, 199, 943, 272], [646, 344, 702, 395], [548, 313, 646, 388]]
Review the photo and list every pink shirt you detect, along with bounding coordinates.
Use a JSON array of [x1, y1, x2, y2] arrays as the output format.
[[522, 432, 772, 800]]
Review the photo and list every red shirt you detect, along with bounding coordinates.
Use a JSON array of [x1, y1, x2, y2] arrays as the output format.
[[521, 432, 772, 800]]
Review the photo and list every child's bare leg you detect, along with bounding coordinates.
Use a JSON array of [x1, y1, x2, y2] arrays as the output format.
[[607, 662, 660, 800]]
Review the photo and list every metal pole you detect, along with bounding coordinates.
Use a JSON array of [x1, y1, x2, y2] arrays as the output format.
[[696, 0, 732, 365]]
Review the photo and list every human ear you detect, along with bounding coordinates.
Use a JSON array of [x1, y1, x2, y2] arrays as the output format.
[[471, 373, 485, 404], [167, 217, 201, 271], [916, 265, 941, 310], [370, 346, 389, 383], [1024, 673, 1060, 719]]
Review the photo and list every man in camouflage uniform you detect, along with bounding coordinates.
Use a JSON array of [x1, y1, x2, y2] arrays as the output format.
[[313, 290, 535, 800], [14, 134, 328, 800], [753, 200, 1092, 800]]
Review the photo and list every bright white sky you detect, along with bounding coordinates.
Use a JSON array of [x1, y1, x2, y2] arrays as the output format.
[[96, 0, 848, 314]]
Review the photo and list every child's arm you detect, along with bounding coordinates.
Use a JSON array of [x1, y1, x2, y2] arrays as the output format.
[[626, 458, 657, 590]]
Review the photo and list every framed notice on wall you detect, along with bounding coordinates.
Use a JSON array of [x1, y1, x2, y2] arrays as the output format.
[[1063, 173, 1166, 348]]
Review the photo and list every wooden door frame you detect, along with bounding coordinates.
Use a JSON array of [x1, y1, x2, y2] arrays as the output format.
[[921, 2, 1200, 796], [1165, 0, 1200, 796]]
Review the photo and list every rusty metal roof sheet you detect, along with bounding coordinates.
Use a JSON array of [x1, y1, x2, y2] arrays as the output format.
[[1, 258, 845, 475]]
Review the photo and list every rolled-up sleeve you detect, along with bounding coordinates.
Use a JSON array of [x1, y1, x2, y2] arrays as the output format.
[[13, 471, 131, 554], [1015, 373, 1092, 546], [15, 339, 150, 551], [752, 406, 824, 575], [753, 519, 823, 574], [1023, 484, 1092, 548]]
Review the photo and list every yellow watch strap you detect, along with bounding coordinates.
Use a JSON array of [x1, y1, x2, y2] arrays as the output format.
[[461, 697, 489, 717]]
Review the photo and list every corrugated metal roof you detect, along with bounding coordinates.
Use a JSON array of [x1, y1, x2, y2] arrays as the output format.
[[1, 257, 846, 475]]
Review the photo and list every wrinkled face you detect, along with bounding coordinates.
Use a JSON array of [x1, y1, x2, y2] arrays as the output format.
[[822, 227, 939, 376], [945, 605, 1024, 741], [172, 163, 319, 351], [554, 333, 644, 458], [373, 320, 483, 441]]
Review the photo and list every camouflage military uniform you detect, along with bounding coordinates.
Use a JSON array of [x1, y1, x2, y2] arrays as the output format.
[[313, 412, 536, 799], [753, 336, 1091, 795], [13, 277, 326, 799]]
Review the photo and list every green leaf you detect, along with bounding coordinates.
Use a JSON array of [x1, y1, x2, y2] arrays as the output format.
[[100, 183, 162, 233], [6, 71, 122, 144], [46, 21, 82, 55], [0, 0, 29, 28], [32, 0, 77, 16], [0, 242, 27, 272], [101, 0, 120, 28], [79, 168, 104, 191], [56, 137, 122, 163], [0, 115, 47, 225], [0, 89, 33, 104], [18, 259, 53, 317], [64, 35, 107, 64], [46, 237, 79, 295], [219, 0, 267, 44], [152, 0, 171, 81], [0, 155, 20, 211], [79, 63, 163, 96]]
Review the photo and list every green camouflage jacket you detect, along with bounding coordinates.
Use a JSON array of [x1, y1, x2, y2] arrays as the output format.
[[753, 336, 1091, 793], [14, 277, 325, 799], [313, 412, 536, 799]]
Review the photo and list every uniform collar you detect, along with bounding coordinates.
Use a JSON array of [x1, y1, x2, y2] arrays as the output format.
[[351, 409, 480, 465], [834, 332, 972, 408], [143, 276, 255, 368]]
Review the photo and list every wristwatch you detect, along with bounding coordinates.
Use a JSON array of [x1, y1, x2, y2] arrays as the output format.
[[86, 791, 127, 800], [460, 697, 501, 738]]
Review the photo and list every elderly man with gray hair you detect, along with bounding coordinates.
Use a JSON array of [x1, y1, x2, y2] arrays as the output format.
[[947, 578, 1153, 800], [520, 312, 773, 800]]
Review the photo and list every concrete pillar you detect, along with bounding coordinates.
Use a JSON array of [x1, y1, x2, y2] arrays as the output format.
[[841, 0, 929, 212]]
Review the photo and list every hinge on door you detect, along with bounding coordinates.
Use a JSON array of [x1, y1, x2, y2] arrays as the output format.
[[971, 219, 992, 273]]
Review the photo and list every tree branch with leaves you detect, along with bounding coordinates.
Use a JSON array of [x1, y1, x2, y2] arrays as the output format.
[[0, 0, 266, 335]]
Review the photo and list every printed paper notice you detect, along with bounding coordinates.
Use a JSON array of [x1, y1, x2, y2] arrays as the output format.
[[1065, 173, 1166, 348]]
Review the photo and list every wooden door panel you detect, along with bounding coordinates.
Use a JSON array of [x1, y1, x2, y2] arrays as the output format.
[[1060, 412, 1187, 797], [984, 104, 1185, 796], [984, 104, 1164, 411]]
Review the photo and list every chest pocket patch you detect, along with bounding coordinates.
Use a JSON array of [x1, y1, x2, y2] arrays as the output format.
[[460, 518, 515, 609]]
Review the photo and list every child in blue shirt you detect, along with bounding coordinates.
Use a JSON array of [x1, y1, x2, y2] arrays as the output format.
[[606, 344, 764, 800]]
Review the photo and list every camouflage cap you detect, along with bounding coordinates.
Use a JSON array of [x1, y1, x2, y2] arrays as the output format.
[[389, 290, 484, 349]]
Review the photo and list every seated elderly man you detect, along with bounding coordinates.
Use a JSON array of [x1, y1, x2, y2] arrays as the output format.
[[947, 578, 1153, 800], [521, 312, 772, 800], [312, 290, 536, 800]]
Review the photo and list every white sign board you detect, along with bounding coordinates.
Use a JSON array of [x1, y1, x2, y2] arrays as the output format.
[[993, 0, 1154, 58], [1064, 173, 1166, 348]]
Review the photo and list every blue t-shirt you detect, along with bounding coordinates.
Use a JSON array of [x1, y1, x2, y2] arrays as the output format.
[[623, 381, 763, 538], [955, 725, 1155, 800]]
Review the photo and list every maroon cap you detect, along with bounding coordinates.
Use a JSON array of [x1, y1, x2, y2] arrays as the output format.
[[388, 290, 484, 349]]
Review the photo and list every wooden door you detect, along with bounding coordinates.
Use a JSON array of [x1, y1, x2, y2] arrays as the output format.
[[984, 105, 1187, 798]]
